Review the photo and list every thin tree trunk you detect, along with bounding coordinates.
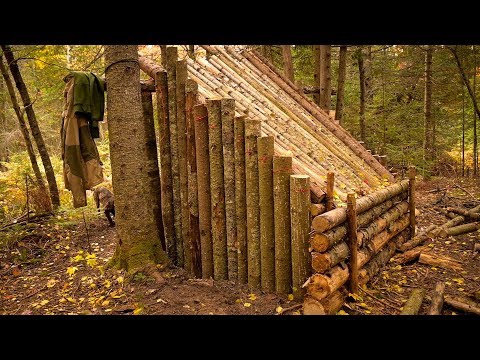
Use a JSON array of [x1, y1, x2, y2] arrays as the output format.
[[188, 45, 195, 59], [0, 55, 46, 193], [474, 45, 478, 176], [160, 45, 167, 68], [424, 45, 435, 162], [335, 46, 347, 124], [364, 46, 373, 103], [357, 47, 367, 144], [462, 84, 465, 176], [313, 45, 321, 106], [0, 70, 6, 162], [105, 45, 169, 277], [319, 45, 332, 112], [281, 45, 294, 82], [2, 45, 60, 209], [235, 116, 247, 283]]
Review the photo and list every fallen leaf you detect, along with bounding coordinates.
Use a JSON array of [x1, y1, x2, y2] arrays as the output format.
[[72, 254, 84, 263], [247, 293, 257, 301], [12, 267, 22, 277], [46, 279, 57, 288], [337, 310, 349, 315], [133, 306, 143, 315], [116, 276, 124, 284], [66, 266, 78, 276], [452, 278, 464, 285], [287, 294, 294, 301], [243, 302, 251, 307], [292, 311, 301, 315], [276, 306, 283, 313]]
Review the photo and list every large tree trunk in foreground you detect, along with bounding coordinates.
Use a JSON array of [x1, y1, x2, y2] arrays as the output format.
[[0, 55, 47, 196], [281, 45, 294, 82], [424, 45, 435, 162], [427, 281, 445, 315], [335, 46, 347, 124], [400, 288, 426, 315], [105, 45, 168, 277], [2, 45, 60, 209]]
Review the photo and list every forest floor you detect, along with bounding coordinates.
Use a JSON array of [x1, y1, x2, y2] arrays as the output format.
[[1, 177, 479, 316]]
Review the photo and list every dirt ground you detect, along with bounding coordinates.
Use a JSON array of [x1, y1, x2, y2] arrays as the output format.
[[1, 177, 479, 315]]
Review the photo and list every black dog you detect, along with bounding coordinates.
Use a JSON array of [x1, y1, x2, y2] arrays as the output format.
[[93, 186, 115, 227]]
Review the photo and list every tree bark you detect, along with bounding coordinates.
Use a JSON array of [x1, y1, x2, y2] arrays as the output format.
[[438, 222, 480, 238], [165, 46, 183, 266], [186, 79, 202, 278], [312, 180, 409, 232], [0, 65, 6, 162], [234, 116, 248, 283], [357, 47, 367, 144], [141, 90, 166, 252], [424, 45, 435, 162], [245, 119, 262, 289], [400, 288, 426, 315], [358, 240, 398, 285], [206, 98, 228, 280], [444, 295, 480, 315], [326, 172, 335, 211], [1, 45, 60, 209], [176, 59, 190, 272], [281, 45, 294, 82], [273, 155, 293, 294], [194, 104, 213, 279], [290, 174, 311, 299], [0, 55, 47, 195], [346, 193, 359, 293], [335, 46, 347, 124], [221, 98, 237, 281], [258, 136, 275, 292], [160, 45, 167, 68], [418, 252, 463, 271], [104, 45, 169, 276], [427, 281, 445, 315], [319, 45, 332, 112]]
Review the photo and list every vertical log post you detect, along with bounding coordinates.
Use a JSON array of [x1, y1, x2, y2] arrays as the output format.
[[194, 104, 213, 279], [235, 116, 248, 284], [346, 193, 359, 294], [258, 136, 275, 293], [176, 59, 190, 272], [207, 98, 228, 280], [245, 119, 262, 289], [186, 79, 201, 278], [155, 71, 176, 261], [290, 174, 311, 299], [166, 46, 183, 266], [221, 98, 237, 281], [408, 166, 416, 239], [273, 155, 293, 294], [326, 171, 335, 211]]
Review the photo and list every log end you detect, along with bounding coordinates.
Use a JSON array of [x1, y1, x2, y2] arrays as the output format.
[[306, 274, 330, 301], [303, 296, 326, 315], [311, 216, 331, 233], [312, 253, 331, 273], [310, 233, 330, 253], [438, 229, 448, 238]]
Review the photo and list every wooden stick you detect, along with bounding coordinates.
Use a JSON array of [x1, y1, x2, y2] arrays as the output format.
[[418, 252, 463, 271], [346, 193, 359, 294], [258, 136, 275, 292], [446, 206, 480, 219], [400, 288, 426, 315], [408, 166, 416, 238], [274, 155, 293, 294], [427, 281, 445, 315], [444, 295, 480, 315], [326, 172, 335, 211], [290, 174, 311, 299]]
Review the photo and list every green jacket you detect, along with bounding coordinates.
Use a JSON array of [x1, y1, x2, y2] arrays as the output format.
[[63, 71, 105, 138]]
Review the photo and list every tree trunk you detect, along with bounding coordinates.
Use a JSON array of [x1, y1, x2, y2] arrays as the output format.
[[444, 295, 480, 315], [346, 193, 359, 293], [1, 45, 60, 209], [273, 155, 293, 294], [312, 180, 409, 232], [290, 174, 311, 299], [400, 288, 426, 315], [313, 45, 321, 106], [474, 45, 478, 176], [160, 45, 167, 68], [326, 172, 335, 211], [281, 45, 294, 82], [408, 166, 416, 238], [245, 119, 262, 289], [206, 98, 228, 280], [194, 104, 213, 279], [186, 79, 202, 278], [104, 45, 169, 277], [0, 55, 47, 194], [176, 59, 190, 272], [303, 289, 346, 315], [395, 245, 431, 264], [424, 45, 435, 162], [0, 66, 6, 162], [364, 46, 373, 103], [165, 47, 183, 266], [418, 252, 463, 271], [357, 47, 367, 144], [141, 90, 166, 252], [234, 116, 247, 283], [258, 136, 275, 292], [319, 45, 332, 112], [221, 98, 237, 281], [188, 45, 195, 59], [438, 222, 480, 238], [427, 281, 445, 315], [335, 46, 347, 124]]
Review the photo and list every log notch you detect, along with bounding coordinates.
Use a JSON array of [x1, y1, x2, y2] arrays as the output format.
[[221, 98, 237, 281], [194, 104, 213, 279], [303, 289, 346, 315], [346, 193, 359, 293], [290, 175, 311, 299], [234, 116, 247, 283], [427, 281, 445, 315], [444, 295, 480, 315], [166, 46, 183, 266], [312, 180, 409, 232], [418, 253, 463, 271], [438, 222, 480, 238], [326, 172, 335, 211], [155, 71, 176, 261], [273, 155, 293, 294], [400, 288, 426, 315], [207, 98, 228, 280], [258, 136, 275, 292], [245, 119, 262, 289], [186, 79, 201, 277], [311, 203, 326, 217], [176, 59, 190, 271], [408, 166, 416, 238], [141, 90, 166, 251]]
